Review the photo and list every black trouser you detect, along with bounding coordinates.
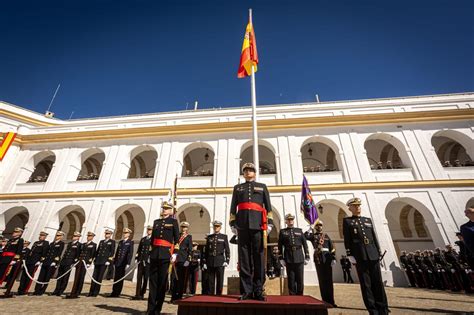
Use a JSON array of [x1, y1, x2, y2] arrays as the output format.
[[106, 264, 114, 280], [89, 264, 107, 296], [404, 269, 416, 287], [208, 266, 225, 295], [69, 261, 87, 297], [147, 258, 170, 315], [201, 268, 210, 294], [135, 260, 150, 297], [316, 261, 335, 305], [286, 262, 304, 295], [172, 262, 188, 300], [355, 260, 389, 315], [34, 264, 56, 295], [188, 264, 199, 294], [238, 229, 264, 295], [0, 260, 13, 284], [18, 264, 38, 294], [343, 268, 354, 283], [111, 264, 126, 295], [53, 264, 74, 295]]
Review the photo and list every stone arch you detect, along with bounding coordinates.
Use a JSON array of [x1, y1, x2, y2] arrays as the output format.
[[114, 204, 146, 241], [57, 205, 86, 240], [268, 207, 282, 244], [240, 140, 276, 175], [364, 133, 410, 169], [301, 136, 341, 172], [182, 142, 215, 177], [27, 151, 56, 182], [466, 197, 474, 209], [432, 130, 473, 167], [176, 203, 211, 243], [128, 145, 157, 178], [77, 148, 105, 180], [1, 206, 29, 238], [313, 199, 349, 240]]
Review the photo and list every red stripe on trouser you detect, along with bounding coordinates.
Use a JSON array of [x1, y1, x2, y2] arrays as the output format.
[[25, 266, 39, 293]]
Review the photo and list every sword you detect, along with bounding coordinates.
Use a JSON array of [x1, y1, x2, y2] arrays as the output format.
[[379, 250, 387, 266]]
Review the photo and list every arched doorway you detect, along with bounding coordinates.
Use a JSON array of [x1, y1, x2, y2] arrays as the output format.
[[182, 143, 215, 177], [240, 140, 276, 175], [267, 207, 281, 244], [301, 137, 341, 172], [114, 204, 146, 242], [27, 151, 56, 183], [432, 130, 473, 167], [57, 205, 86, 241], [1, 206, 29, 239], [77, 148, 105, 180], [128, 146, 157, 179], [176, 203, 211, 244], [364, 134, 408, 170]]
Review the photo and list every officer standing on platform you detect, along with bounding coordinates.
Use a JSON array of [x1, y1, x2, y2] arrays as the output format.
[[202, 220, 230, 295], [109, 228, 134, 297], [0, 227, 24, 286], [171, 221, 192, 301], [132, 225, 152, 300], [305, 220, 337, 306], [88, 229, 115, 297], [229, 162, 273, 301], [52, 231, 82, 296], [188, 242, 201, 295], [147, 201, 180, 315], [17, 231, 49, 295], [343, 197, 389, 315], [67, 231, 97, 299], [34, 231, 65, 296], [278, 214, 310, 295]]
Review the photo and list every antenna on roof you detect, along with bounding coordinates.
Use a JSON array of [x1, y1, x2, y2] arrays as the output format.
[[45, 84, 61, 118], [315, 94, 320, 103], [185, 102, 189, 110], [194, 101, 198, 110], [68, 111, 74, 120]]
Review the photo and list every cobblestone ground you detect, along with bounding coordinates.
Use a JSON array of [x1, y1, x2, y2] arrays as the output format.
[[1, 281, 473, 314]]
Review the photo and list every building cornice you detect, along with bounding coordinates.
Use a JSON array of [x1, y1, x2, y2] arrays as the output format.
[[0, 179, 471, 201], [14, 108, 474, 144]]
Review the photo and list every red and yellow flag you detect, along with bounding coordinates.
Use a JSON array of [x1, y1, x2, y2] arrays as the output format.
[[237, 21, 258, 78], [0, 132, 16, 161]]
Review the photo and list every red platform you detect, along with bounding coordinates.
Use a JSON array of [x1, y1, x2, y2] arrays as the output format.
[[175, 295, 330, 315]]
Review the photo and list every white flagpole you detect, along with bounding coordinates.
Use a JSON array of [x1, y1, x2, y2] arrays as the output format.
[[249, 8, 259, 181]]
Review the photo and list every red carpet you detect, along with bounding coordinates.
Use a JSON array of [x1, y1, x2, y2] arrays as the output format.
[[176, 295, 329, 315]]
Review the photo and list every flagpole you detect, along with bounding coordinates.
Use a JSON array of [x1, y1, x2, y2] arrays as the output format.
[[249, 8, 259, 181]]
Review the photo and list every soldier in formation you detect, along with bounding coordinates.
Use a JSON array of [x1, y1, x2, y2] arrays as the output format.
[[17, 231, 49, 295], [108, 228, 134, 297], [171, 221, 192, 301], [0, 227, 24, 286], [133, 225, 152, 300], [188, 241, 201, 295], [34, 231, 64, 296], [88, 229, 115, 297], [52, 231, 82, 296], [67, 231, 97, 299]]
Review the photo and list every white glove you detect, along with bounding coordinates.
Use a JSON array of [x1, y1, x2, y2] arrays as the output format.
[[451, 269, 456, 273], [267, 225, 273, 234], [171, 254, 177, 263], [280, 259, 286, 267], [348, 256, 356, 264], [51, 262, 56, 267], [126, 264, 130, 269], [86, 264, 91, 268], [306, 227, 314, 234], [304, 258, 309, 265], [231, 227, 237, 235], [9, 260, 16, 265], [223, 262, 228, 267], [105, 261, 110, 266], [331, 260, 337, 266], [202, 264, 207, 270], [183, 261, 190, 267], [35, 261, 41, 267]]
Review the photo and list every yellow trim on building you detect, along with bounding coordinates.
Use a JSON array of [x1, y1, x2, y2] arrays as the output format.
[[0, 109, 57, 127]]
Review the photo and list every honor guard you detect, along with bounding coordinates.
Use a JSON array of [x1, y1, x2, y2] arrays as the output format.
[[52, 231, 82, 296], [133, 225, 153, 300], [18, 231, 49, 295], [4, 239, 30, 295], [108, 228, 134, 297], [147, 201, 180, 315], [171, 221, 193, 301], [343, 197, 389, 315], [67, 231, 97, 298], [188, 242, 201, 295], [200, 234, 210, 295], [305, 219, 337, 306], [0, 227, 24, 286], [340, 255, 354, 283], [203, 221, 230, 295], [88, 229, 115, 297], [229, 162, 273, 301], [34, 231, 65, 296], [278, 214, 310, 295]]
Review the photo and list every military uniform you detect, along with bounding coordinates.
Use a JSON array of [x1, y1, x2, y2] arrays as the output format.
[[53, 236, 82, 296], [340, 256, 354, 283], [399, 252, 416, 287], [147, 203, 180, 315], [172, 224, 192, 301], [266, 249, 281, 278], [134, 229, 152, 299], [444, 247, 472, 293], [203, 225, 230, 296], [68, 234, 97, 298], [188, 246, 201, 294], [200, 235, 210, 295], [4, 241, 30, 295], [305, 223, 336, 305], [0, 230, 24, 285], [88, 233, 115, 297], [34, 235, 65, 296], [110, 230, 134, 297], [229, 163, 273, 299], [278, 223, 309, 295], [343, 198, 388, 315], [460, 220, 474, 269], [17, 234, 49, 295]]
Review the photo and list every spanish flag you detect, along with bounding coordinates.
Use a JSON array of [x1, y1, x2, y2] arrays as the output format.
[[0, 132, 16, 161], [237, 17, 258, 78]]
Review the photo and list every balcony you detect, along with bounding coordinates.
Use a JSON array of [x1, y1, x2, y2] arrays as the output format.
[[304, 171, 344, 184], [444, 166, 474, 179], [120, 178, 153, 190], [179, 176, 213, 188], [371, 168, 414, 182], [65, 180, 98, 191], [239, 174, 277, 186], [14, 182, 46, 193]]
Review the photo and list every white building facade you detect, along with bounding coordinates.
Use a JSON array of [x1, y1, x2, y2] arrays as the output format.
[[0, 93, 473, 286]]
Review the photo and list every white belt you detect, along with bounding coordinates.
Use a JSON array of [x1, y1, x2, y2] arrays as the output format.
[[321, 248, 329, 252]]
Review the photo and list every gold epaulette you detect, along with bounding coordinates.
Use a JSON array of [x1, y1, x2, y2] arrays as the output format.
[[267, 212, 273, 220], [14, 255, 20, 259], [174, 244, 180, 250]]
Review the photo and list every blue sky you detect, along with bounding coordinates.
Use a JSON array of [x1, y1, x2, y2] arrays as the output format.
[[1, 0, 473, 119]]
